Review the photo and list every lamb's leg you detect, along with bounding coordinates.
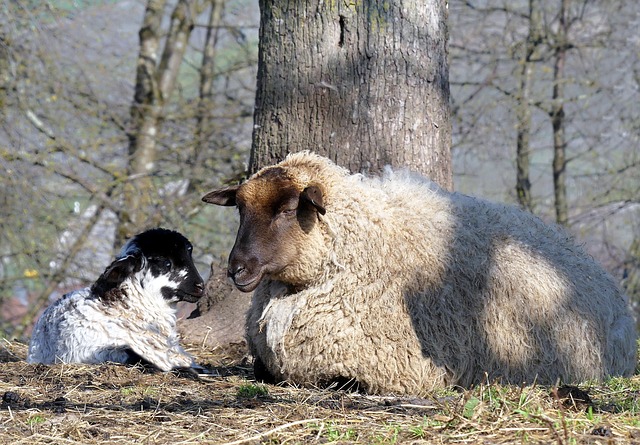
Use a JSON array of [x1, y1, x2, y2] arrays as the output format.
[[106, 327, 194, 371]]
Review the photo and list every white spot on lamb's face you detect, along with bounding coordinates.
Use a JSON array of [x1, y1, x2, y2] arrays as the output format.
[[140, 266, 182, 303]]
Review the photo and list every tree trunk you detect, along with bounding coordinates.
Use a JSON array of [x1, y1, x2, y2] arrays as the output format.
[[551, 0, 569, 226], [515, 0, 540, 213], [118, 0, 196, 245], [186, 0, 226, 192], [250, 0, 452, 188], [178, 260, 252, 356], [194, 0, 225, 156], [0, 36, 10, 114]]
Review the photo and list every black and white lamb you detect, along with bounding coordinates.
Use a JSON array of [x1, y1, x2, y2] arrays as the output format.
[[27, 228, 205, 372]]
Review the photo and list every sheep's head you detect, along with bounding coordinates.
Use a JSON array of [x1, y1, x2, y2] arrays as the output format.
[[92, 228, 205, 304], [203, 167, 327, 292]]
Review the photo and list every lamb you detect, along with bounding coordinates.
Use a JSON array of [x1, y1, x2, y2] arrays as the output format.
[[27, 228, 205, 372], [202, 151, 638, 395]]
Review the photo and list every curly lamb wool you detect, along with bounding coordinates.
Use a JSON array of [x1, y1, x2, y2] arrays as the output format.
[[28, 228, 205, 372], [203, 151, 637, 395]]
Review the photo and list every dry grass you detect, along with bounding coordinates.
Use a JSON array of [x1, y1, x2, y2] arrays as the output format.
[[0, 340, 639, 444]]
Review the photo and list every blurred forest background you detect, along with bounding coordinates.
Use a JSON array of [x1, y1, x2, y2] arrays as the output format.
[[0, 0, 638, 339]]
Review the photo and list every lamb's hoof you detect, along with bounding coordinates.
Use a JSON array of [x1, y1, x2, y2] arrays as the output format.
[[172, 366, 201, 380], [191, 363, 221, 377]]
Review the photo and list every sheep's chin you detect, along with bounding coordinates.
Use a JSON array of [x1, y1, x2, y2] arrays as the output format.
[[233, 275, 262, 293]]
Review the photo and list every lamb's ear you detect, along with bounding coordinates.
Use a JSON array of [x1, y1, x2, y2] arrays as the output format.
[[91, 254, 144, 299], [202, 185, 239, 206], [300, 185, 326, 215]]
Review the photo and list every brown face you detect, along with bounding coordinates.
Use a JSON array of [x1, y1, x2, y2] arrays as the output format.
[[202, 169, 325, 292]]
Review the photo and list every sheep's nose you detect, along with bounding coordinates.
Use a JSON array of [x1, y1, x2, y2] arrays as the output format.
[[195, 282, 204, 294], [228, 264, 245, 280]]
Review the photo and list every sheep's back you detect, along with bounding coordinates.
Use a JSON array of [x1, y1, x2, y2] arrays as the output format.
[[28, 288, 140, 365], [28, 288, 94, 363], [403, 189, 636, 385], [321, 177, 637, 385]]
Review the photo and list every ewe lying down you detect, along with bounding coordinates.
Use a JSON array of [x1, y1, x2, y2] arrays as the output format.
[[28, 228, 205, 372], [204, 151, 637, 395]]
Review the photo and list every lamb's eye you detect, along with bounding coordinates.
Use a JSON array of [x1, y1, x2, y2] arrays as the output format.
[[151, 258, 172, 272]]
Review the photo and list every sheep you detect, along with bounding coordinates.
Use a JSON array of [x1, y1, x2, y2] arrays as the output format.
[[202, 151, 638, 395], [27, 228, 205, 373]]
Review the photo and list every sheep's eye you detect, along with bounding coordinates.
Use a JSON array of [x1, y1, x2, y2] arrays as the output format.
[[277, 205, 297, 218], [163, 260, 172, 271], [187, 245, 193, 254]]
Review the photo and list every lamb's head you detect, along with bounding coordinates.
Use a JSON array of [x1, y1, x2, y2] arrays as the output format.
[[202, 166, 328, 292], [91, 228, 205, 304]]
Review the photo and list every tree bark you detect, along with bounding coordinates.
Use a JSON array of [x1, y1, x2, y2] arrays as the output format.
[[118, 0, 196, 245], [250, 0, 452, 188], [551, 0, 569, 226], [515, 0, 540, 213], [194, 0, 225, 158], [178, 261, 251, 355]]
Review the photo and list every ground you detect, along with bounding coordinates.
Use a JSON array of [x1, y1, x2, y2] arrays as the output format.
[[0, 341, 638, 444]]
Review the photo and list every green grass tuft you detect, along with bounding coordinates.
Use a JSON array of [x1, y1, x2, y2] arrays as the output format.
[[236, 383, 269, 398]]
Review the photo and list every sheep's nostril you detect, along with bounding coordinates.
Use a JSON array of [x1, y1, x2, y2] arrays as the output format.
[[228, 264, 245, 279]]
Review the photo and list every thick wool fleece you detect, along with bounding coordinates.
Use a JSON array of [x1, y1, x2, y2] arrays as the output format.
[[246, 152, 637, 395]]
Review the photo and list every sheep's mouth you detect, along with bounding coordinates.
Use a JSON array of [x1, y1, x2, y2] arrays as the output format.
[[232, 274, 262, 293]]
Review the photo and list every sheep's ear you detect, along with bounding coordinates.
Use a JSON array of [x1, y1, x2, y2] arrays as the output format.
[[202, 186, 239, 206], [91, 254, 144, 300], [300, 185, 326, 215]]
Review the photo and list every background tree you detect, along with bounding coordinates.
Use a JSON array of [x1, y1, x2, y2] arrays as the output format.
[[0, 0, 637, 340], [514, 0, 541, 213], [549, 0, 570, 226], [119, 0, 200, 244], [249, 0, 452, 187], [449, 0, 639, 311], [0, 0, 258, 338]]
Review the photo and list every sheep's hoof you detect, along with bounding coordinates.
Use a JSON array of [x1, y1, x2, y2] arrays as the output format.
[[324, 376, 363, 393], [253, 357, 277, 384]]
